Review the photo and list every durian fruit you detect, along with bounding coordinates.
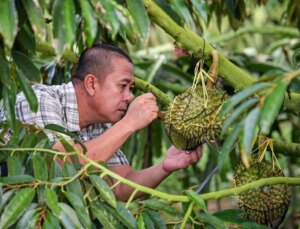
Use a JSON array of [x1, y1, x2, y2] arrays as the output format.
[[164, 86, 227, 150], [233, 158, 292, 228]]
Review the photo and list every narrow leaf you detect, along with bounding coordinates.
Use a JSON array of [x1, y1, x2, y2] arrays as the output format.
[[260, 80, 288, 135], [0, 187, 35, 228], [16, 207, 39, 229], [127, 0, 150, 40], [0, 190, 15, 214], [184, 190, 207, 212], [115, 202, 137, 229], [58, 203, 83, 229], [2, 84, 16, 131], [197, 212, 226, 229], [144, 209, 166, 229], [90, 202, 117, 229], [45, 189, 60, 216], [89, 174, 116, 208], [243, 108, 261, 155], [22, 0, 46, 40], [79, 0, 98, 46], [52, 0, 75, 55], [7, 156, 23, 176], [12, 50, 40, 82], [218, 120, 244, 169], [142, 199, 179, 216], [42, 211, 60, 229], [16, 69, 38, 112], [137, 214, 146, 229], [221, 98, 258, 135], [0, 49, 10, 88], [219, 82, 270, 116], [0, 0, 18, 48], [0, 175, 35, 184], [63, 162, 84, 198], [64, 192, 92, 229]]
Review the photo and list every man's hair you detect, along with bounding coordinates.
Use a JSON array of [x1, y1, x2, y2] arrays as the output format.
[[72, 44, 132, 81]]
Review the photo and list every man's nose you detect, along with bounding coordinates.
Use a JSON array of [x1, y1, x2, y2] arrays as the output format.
[[124, 90, 133, 102]]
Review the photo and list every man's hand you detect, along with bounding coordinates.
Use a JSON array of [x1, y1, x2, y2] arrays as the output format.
[[162, 146, 202, 174], [122, 93, 159, 132]]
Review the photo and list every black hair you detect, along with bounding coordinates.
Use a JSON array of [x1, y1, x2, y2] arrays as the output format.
[[72, 44, 132, 81]]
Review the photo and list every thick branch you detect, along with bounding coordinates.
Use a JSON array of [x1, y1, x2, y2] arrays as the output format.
[[142, 0, 300, 114]]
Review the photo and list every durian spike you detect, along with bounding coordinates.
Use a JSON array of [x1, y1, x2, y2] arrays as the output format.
[[206, 50, 219, 89]]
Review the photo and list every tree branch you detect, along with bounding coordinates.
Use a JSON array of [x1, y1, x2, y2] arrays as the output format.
[[142, 0, 300, 114]]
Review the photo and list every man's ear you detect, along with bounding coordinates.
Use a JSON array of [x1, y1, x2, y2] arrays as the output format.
[[84, 74, 99, 96]]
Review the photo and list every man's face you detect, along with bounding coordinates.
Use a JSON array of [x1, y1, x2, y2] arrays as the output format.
[[95, 57, 134, 123]]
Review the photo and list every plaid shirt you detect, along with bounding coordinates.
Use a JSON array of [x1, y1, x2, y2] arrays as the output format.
[[0, 82, 128, 166]]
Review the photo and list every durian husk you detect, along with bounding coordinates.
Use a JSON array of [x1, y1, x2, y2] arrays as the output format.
[[164, 85, 227, 150], [233, 158, 292, 228]]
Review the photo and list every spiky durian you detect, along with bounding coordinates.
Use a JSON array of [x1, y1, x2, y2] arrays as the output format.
[[164, 86, 227, 150], [233, 159, 291, 228]]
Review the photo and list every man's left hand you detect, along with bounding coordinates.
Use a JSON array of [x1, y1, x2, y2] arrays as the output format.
[[162, 146, 202, 174]]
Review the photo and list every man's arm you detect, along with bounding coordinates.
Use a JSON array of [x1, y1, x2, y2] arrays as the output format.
[[110, 146, 202, 201], [54, 93, 159, 163]]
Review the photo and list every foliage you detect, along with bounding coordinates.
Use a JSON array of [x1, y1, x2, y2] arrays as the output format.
[[0, 0, 300, 228]]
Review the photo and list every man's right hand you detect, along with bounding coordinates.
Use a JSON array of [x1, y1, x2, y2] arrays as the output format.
[[122, 93, 159, 132]]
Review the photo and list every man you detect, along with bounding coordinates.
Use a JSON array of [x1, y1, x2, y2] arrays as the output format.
[[0, 44, 201, 201]]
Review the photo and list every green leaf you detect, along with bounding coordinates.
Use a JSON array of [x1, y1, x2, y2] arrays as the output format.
[[63, 162, 84, 198], [0, 190, 15, 214], [15, 69, 38, 112], [240, 222, 270, 229], [221, 98, 258, 135], [58, 203, 83, 229], [137, 214, 146, 229], [212, 209, 248, 224], [184, 190, 207, 212], [79, 0, 98, 46], [127, 0, 150, 40], [243, 108, 261, 155], [153, 0, 182, 26], [16, 24, 36, 57], [59, 137, 81, 170], [49, 161, 63, 180], [141, 212, 155, 229], [12, 50, 40, 82], [115, 202, 136, 229], [0, 187, 35, 228], [64, 192, 92, 229], [0, 0, 18, 48], [218, 119, 243, 170], [16, 207, 39, 229], [191, 0, 209, 24], [89, 174, 117, 208], [42, 211, 61, 229], [2, 84, 16, 131], [7, 156, 22, 176], [0, 49, 10, 88], [219, 82, 270, 116], [32, 154, 48, 203], [91, 0, 120, 39], [0, 175, 35, 184], [22, 0, 46, 40], [90, 201, 117, 229], [260, 80, 289, 135], [52, 0, 75, 55], [45, 189, 61, 216], [142, 199, 179, 216], [197, 212, 226, 229], [170, 0, 193, 28], [144, 209, 166, 229], [44, 124, 87, 153]]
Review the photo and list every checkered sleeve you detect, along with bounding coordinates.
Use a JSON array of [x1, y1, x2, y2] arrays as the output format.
[[16, 92, 70, 142], [107, 149, 129, 166]]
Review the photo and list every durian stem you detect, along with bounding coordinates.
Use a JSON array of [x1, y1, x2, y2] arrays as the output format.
[[206, 50, 219, 89]]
